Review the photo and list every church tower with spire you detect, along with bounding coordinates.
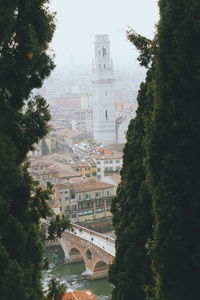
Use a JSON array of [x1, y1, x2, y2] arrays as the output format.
[[92, 35, 116, 145]]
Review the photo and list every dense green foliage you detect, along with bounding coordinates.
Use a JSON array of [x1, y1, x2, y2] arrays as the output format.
[[110, 1, 200, 300], [48, 215, 72, 241], [45, 277, 67, 300], [109, 31, 156, 297], [146, 1, 200, 299], [109, 75, 154, 300], [0, 1, 66, 299]]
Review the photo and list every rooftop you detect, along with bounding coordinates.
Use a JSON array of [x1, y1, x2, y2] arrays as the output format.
[[103, 174, 121, 186], [62, 290, 96, 300], [92, 151, 123, 160], [53, 128, 81, 138], [71, 179, 114, 193]]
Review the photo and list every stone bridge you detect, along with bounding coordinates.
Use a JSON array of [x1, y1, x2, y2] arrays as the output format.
[[60, 224, 115, 279]]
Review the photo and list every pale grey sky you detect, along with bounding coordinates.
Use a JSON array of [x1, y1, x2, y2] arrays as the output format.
[[49, 0, 159, 68]]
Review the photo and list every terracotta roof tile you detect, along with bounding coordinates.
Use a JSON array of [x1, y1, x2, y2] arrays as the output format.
[[62, 290, 96, 300], [70, 180, 114, 193]]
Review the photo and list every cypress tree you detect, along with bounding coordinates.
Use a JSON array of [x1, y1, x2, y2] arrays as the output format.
[[109, 32, 155, 300], [146, 1, 200, 299], [0, 1, 58, 298]]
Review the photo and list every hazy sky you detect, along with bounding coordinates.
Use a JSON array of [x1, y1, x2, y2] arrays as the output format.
[[49, 0, 159, 68]]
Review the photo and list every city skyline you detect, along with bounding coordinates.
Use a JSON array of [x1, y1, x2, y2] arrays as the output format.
[[49, 0, 159, 69]]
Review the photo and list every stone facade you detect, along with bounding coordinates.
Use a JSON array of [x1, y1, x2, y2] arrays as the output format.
[[60, 224, 115, 279], [92, 35, 116, 145], [59, 180, 114, 223]]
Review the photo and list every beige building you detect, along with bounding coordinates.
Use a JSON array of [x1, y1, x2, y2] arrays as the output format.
[[40, 128, 83, 154], [102, 173, 121, 194], [92, 151, 123, 179], [29, 158, 80, 184], [115, 101, 137, 144], [52, 128, 83, 152], [71, 109, 93, 137], [59, 180, 115, 223]]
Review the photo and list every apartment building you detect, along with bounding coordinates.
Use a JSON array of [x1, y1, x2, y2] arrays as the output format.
[[59, 180, 114, 223], [70, 159, 97, 178], [92, 152, 123, 179]]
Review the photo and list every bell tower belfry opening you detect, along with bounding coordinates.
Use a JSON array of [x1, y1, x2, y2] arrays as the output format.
[[92, 34, 116, 145]]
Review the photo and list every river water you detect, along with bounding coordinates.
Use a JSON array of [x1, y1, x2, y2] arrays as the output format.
[[42, 244, 113, 300]]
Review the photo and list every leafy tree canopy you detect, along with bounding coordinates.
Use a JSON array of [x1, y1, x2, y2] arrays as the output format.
[[0, 1, 71, 299]]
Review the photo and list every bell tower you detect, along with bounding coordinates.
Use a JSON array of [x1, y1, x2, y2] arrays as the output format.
[[92, 34, 116, 145]]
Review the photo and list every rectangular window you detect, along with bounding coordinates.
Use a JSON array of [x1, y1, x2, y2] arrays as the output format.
[[86, 193, 91, 200], [78, 194, 82, 201], [106, 190, 110, 196], [78, 203, 83, 210], [65, 206, 70, 213], [95, 192, 100, 198], [72, 205, 77, 211]]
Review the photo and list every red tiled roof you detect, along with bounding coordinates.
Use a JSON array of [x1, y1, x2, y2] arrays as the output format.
[[62, 290, 96, 300], [70, 180, 114, 193]]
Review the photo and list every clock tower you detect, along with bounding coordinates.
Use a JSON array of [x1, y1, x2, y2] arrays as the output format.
[[92, 35, 116, 145]]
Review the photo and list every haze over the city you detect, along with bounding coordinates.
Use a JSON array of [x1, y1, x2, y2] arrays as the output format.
[[49, 0, 159, 69]]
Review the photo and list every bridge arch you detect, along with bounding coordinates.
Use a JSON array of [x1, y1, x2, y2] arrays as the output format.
[[94, 260, 109, 271], [93, 260, 109, 279], [60, 225, 115, 279], [68, 247, 83, 263]]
